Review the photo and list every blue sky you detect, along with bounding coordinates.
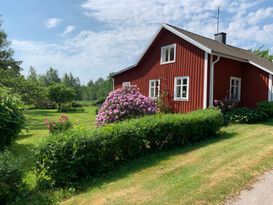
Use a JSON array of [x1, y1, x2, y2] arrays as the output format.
[[1, 0, 273, 84]]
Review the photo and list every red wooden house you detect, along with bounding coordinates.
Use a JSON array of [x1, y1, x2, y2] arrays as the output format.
[[111, 23, 273, 113]]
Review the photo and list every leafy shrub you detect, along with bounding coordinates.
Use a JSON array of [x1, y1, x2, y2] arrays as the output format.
[[0, 151, 25, 204], [60, 104, 85, 113], [91, 97, 106, 106], [0, 87, 25, 150], [44, 114, 73, 134], [225, 108, 268, 124], [96, 86, 157, 126], [36, 109, 223, 187], [71, 101, 83, 108], [258, 101, 273, 117]]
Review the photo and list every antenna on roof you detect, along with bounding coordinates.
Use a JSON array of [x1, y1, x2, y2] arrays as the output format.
[[217, 7, 220, 33]]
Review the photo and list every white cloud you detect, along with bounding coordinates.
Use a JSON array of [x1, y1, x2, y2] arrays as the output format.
[[63, 25, 75, 35], [247, 7, 273, 24], [45, 18, 62, 28], [12, 0, 273, 83]]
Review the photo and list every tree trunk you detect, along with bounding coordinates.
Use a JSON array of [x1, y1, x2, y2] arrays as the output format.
[[58, 103, 61, 112]]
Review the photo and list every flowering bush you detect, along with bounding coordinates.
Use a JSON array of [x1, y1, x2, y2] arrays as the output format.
[[45, 114, 72, 134], [96, 86, 157, 126], [214, 97, 237, 113]]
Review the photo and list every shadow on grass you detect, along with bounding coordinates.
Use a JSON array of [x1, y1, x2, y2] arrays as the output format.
[[70, 131, 237, 197]]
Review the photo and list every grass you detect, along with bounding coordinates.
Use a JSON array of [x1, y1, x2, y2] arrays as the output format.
[[9, 108, 273, 205], [9, 106, 97, 203]]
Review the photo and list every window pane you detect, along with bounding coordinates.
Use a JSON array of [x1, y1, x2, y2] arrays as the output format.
[[170, 47, 174, 61], [177, 79, 182, 85], [182, 86, 187, 98], [165, 49, 169, 62], [235, 80, 239, 86], [150, 87, 155, 97], [151, 81, 155, 87], [183, 78, 187, 85], [231, 79, 235, 86], [235, 87, 239, 99], [176, 86, 181, 98]]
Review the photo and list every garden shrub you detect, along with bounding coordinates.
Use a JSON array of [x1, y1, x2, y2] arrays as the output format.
[[225, 107, 268, 124], [0, 151, 25, 204], [0, 87, 25, 150], [44, 114, 73, 134], [257, 101, 273, 117], [36, 109, 223, 187], [96, 86, 157, 126]]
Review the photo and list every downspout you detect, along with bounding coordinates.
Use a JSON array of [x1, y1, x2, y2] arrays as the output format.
[[209, 54, 220, 107]]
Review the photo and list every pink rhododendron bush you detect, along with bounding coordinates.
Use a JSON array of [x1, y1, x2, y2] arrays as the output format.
[[96, 86, 157, 126]]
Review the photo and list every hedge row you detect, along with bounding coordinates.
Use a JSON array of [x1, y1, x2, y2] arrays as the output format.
[[224, 101, 273, 124], [36, 109, 223, 187]]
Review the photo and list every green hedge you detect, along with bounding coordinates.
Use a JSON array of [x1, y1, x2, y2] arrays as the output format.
[[224, 107, 268, 124], [0, 87, 25, 150], [36, 109, 224, 187], [0, 151, 25, 204], [258, 101, 273, 117]]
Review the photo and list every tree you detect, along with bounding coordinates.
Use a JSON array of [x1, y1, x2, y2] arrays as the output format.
[[0, 20, 21, 75], [253, 46, 273, 62], [40, 67, 61, 85], [62, 72, 82, 100], [27, 66, 38, 81], [48, 84, 76, 112]]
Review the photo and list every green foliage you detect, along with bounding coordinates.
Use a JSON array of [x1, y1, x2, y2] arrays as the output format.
[[0, 87, 25, 150], [225, 108, 268, 124], [257, 101, 273, 117], [0, 151, 25, 204], [39, 67, 61, 86], [36, 109, 223, 187], [48, 84, 76, 112], [253, 46, 273, 62]]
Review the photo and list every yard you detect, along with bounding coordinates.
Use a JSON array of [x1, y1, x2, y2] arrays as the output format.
[[10, 107, 273, 205]]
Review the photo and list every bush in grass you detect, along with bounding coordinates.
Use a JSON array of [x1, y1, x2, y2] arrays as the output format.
[[0, 151, 25, 204], [214, 97, 237, 113], [36, 109, 223, 187], [257, 101, 273, 117], [0, 87, 25, 150], [44, 114, 73, 134], [225, 107, 268, 124], [96, 86, 157, 126]]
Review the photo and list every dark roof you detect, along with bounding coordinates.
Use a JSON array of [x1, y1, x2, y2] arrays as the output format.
[[111, 23, 273, 77]]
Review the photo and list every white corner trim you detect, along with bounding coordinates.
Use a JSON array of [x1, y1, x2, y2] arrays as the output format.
[[209, 55, 220, 107], [162, 23, 212, 54], [269, 74, 272, 102], [203, 52, 208, 109]]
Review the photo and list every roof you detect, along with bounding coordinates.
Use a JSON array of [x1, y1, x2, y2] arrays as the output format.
[[111, 23, 273, 77]]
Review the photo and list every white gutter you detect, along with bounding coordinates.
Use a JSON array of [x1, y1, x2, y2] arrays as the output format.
[[209, 55, 220, 107]]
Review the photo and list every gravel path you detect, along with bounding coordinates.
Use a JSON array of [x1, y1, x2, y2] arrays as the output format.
[[225, 170, 273, 205]]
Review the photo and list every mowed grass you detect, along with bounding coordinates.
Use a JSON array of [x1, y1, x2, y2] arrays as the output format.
[[61, 122, 273, 205], [9, 106, 97, 190]]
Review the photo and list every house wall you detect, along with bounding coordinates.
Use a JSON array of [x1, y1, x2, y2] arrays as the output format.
[[213, 57, 269, 107], [114, 28, 205, 113]]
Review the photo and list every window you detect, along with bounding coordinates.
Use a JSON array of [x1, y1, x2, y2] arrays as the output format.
[[161, 44, 176, 64], [149, 79, 160, 98], [230, 76, 241, 101], [122, 82, 131, 88], [174, 76, 189, 101]]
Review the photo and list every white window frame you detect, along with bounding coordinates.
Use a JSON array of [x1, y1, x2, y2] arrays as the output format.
[[122, 82, 131, 88], [149, 79, 160, 99], [174, 76, 189, 101], [160, 44, 176, 65], [229, 76, 241, 102]]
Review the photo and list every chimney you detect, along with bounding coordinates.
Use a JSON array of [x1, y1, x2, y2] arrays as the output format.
[[214, 32, 227, 44]]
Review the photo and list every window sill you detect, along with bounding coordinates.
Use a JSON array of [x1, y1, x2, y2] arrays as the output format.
[[160, 60, 175, 65], [174, 98, 188, 101]]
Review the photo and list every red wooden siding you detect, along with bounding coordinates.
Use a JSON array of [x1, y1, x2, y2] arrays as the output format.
[[114, 28, 205, 113], [212, 56, 269, 107]]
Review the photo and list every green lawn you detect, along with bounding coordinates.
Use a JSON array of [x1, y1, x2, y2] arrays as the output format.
[[10, 108, 273, 205], [9, 106, 97, 202]]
